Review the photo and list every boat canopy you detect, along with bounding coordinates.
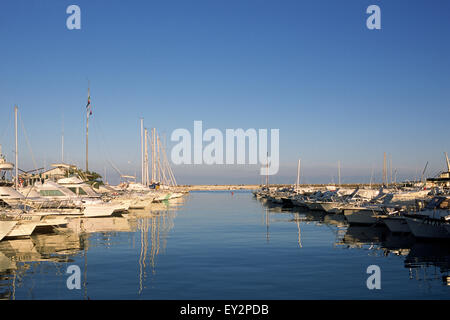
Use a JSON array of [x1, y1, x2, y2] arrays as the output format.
[[57, 176, 85, 184], [51, 163, 77, 169], [0, 162, 14, 170]]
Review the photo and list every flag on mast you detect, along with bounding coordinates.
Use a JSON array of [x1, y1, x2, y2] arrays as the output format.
[[86, 89, 92, 116]]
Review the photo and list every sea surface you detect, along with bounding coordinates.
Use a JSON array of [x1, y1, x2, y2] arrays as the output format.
[[1, 190, 450, 299]]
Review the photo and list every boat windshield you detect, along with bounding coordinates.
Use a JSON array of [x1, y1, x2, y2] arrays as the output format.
[[39, 190, 65, 197], [68, 187, 88, 195]]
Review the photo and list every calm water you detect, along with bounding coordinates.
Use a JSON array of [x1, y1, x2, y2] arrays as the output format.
[[1, 191, 450, 299]]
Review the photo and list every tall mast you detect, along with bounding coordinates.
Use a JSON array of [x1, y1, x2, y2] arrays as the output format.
[[140, 118, 144, 185], [383, 152, 387, 186], [150, 128, 155, 183], [338, 160, 341, 186], [144, 128, 149, 186], [157, 133, 161, 183], [266, 152, 269, 187], [154, 128, 157, 182], [62, 114, 64, 163], [296, 158, 301, 189], [86, 85, 90, 172], [150, 128, 154, 183], [389, 154, 392, 185], [14, 105, 18, 189], [370, 165, 374, 188], [152, 128, 156, 183]]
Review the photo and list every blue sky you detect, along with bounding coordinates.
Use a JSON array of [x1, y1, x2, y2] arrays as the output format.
[[0, 0, 449, 184]]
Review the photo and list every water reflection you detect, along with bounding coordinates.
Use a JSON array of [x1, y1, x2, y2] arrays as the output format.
[[0, 198, 184, 299], [405, 242, 450, 286], [258, 197, 450, 288]]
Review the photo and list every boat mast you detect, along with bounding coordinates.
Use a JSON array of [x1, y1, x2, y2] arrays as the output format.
[[152, 128, 156, 183], [370, 165, 374, 188], [140, 118, 144, 185], [389, 154, 393, 185], [62, 114, 64, 163], [86, 85, 90, 172], [338, 160, 341, 186], [266, 152, 269, 187], [14, 105, 18, 188], [153, 128, 155, 183], [150, 128, 153, 183], [144, 128, 149, 186], [157, 133, 161, 183], [296, 158, 301, 190]]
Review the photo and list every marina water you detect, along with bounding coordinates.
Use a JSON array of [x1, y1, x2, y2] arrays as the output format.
[[1, 191, 450, 299]]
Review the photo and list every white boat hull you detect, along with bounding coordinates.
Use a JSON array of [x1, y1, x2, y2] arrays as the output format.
[[344, 209, 384, 225], [405, 217, 450, 239], [318, 202, 343, 213], [82, 204, 117, 217], [305, 202, 323, 211], [382, 217, 410, 233]]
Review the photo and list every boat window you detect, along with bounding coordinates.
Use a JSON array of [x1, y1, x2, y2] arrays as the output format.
[[39, 189, 65, 197], [67, 187, 88, 195], [67, 187, 77, 194]]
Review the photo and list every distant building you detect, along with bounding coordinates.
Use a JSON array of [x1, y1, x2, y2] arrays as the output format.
[[428, 171, 450, 187], [27, 163, 77, 182], [427, 153, 450, 187]]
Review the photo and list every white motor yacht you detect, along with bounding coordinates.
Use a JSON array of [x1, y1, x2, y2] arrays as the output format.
[[20, 180, 127, 218], [385, 196, 450, 237]]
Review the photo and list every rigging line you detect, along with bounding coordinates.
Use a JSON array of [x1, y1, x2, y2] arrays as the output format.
[[160, 138, 177, 186], [106, 159, 124, 179], [90, 117, 109, 175], [164, 143, 177, 185], [159, 133, 173, 185], [18, 113, 38, 171], [92, 116, 122, 178], [94, 113, 137, 179], [156, 136, 168, 185]]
